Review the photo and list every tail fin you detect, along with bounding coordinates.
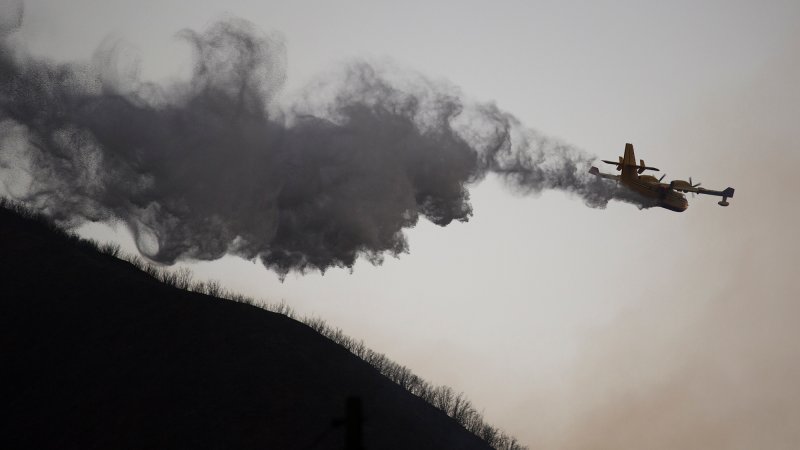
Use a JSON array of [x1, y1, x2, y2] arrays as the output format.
[[621, 143, 637, 180]]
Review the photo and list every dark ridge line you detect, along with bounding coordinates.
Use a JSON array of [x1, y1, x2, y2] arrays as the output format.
[[0, 198, 528, 449]]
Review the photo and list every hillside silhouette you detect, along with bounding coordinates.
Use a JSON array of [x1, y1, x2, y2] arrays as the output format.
[[0, 203, 497, 450]]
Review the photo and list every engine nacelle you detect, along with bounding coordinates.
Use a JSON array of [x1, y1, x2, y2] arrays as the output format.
[[670, 180, 691, 191]]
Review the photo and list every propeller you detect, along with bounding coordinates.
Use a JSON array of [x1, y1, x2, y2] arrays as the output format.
[[689, 177, 702, 197]]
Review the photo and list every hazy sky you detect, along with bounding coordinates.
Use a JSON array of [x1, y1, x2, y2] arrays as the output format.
[[4, 0, 800, 447]]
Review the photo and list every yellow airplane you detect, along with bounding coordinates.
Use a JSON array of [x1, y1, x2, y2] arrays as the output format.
[[589, 143, 734, 212]]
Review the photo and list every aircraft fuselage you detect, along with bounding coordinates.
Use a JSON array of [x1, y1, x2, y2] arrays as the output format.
[[621, 178, 688, 212], [611, 143, 688, 212]]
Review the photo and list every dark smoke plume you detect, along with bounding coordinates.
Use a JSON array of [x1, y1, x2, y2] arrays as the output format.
[[0, 12, 650, 275]]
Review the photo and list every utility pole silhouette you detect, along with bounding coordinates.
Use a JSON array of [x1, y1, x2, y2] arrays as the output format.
[[343, 396, 363, 450], [304, 396, 364, 450]]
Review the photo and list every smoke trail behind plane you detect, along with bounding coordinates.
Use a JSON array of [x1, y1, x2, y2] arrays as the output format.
[[0, 12, 650, 275]]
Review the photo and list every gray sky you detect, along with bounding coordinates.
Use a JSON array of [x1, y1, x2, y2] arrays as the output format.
[[5, 0, 800, 447]]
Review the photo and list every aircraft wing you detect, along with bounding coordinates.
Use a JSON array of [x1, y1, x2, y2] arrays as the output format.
[[673, 185, 735, 206], [674, 186, 734, 198], [589, 166, 620, 181]]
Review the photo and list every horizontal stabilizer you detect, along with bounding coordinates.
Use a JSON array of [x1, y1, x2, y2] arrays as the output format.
[[601, 160, 659, 171]]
